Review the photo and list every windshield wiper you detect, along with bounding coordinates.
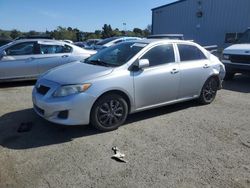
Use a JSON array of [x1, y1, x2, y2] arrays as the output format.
[[88, 59, 112, 67]]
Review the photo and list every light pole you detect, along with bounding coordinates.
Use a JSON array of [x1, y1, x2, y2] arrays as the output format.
[[123, 23, 127, 32]]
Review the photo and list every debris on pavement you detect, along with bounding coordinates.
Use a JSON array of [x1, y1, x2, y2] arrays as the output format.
[[17, 122, 33, 133], [111, 146, 128, 163], [240, 138, 250, 149]]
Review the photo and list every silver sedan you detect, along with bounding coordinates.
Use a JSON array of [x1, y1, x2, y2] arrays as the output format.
[[0, 39, 96, 82], [32, 39, 225, 131]]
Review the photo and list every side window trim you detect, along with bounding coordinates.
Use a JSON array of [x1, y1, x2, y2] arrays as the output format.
[[138, 43, 176, 68], [173, 43, 180, 63]]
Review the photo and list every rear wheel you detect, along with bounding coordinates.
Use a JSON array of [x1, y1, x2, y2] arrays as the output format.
[[90, 94, 128, 131], [198, 77, 218, 105]]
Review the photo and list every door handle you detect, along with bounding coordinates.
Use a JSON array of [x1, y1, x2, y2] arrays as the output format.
[[203, 64, 210, 68], [61, 55, 69, 58], [171, 68, 179, 74]]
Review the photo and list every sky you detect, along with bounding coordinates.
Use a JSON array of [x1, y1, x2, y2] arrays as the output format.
[[0, 0, 176, 32]]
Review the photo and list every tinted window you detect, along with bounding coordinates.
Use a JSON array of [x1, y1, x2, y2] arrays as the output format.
[[6, 42, 35, 56], [178, 44, 206, 61], [141, 44, 175, 67], [40, 44, 72, 54]]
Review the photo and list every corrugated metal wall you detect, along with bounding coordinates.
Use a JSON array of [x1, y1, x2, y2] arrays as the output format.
[[152, 0, 250, 47]]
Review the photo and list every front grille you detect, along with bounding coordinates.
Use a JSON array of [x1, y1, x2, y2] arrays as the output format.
[[230, 55, 250, 64], [36, 85, 50, 95], [34, 105, 44, 115]]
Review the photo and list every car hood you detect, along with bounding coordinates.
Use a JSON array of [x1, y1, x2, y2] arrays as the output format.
[[42, 61, 113, 85], [224, 44, 250, 55]]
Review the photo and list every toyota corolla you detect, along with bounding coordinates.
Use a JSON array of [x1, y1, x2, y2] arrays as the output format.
[[32, 39, 225, 131]]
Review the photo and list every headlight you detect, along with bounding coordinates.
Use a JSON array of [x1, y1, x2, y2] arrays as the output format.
[[53, 84, 91, 97], [222, 54, 230, 60]]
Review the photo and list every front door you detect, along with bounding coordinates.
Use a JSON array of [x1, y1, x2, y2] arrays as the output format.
[[133, 44, 180, 109]]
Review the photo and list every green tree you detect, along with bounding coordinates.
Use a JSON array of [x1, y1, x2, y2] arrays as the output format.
[[133, 28, 143, 36], [113, 28, 122, 36], [10, 29, 21, 39], [27, 30, 39, 36], [102, 24, 113, 38]]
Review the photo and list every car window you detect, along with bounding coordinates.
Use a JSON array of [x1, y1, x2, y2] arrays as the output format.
[[178, 44, 206, 61], [114, 39, 123, 44], [96, 37, 119, 45], [140, 44, 175, 67], [5, 42, 35, 56], [85, 42, 146, 67], [40, 44, 72, 54]]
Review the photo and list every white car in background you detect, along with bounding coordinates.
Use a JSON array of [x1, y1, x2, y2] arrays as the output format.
[[0, 39, 96, 82], [221, 28, 250, 80], [94, 36, 141, 50]]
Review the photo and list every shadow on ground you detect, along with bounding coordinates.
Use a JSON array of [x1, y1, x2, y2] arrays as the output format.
[[223, 74, 250, 93], [0, 80, 36, 88], [0, 101, 196, 150]]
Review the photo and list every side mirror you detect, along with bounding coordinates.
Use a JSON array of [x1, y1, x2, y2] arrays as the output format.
[[138, 59, 150, 69], [129, 59, 150, 71], [0, 51, 6, 59]]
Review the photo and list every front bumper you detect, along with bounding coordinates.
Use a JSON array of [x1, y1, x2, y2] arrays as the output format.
[[222, 60, 250, 73], [32, 79, 96, 126]]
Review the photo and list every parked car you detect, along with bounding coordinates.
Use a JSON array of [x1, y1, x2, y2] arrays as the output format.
[[85, 39, 102, 49], [0, 38, 12, 47], [147, 34, 184, 40], [74, 41, 87, 48], [32, 39, 225, 131], [221, 28, 250, 80], [93, 36, 141, 50], [0, 39, 96, 82], [74, 39, 102, 50]]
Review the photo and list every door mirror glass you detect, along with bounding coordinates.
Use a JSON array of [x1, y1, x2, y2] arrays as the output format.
[[138, 59, 150, 69]]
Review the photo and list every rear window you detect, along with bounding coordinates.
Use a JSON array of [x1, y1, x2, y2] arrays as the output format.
[[178, 44, 206, 61]]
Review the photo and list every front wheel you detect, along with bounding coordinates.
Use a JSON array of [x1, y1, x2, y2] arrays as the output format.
[[198, 77, 218, 105], [90, 94, 128, 131]]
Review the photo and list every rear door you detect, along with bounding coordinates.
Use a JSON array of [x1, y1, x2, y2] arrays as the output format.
[[36, 42, 73, 74], [0, 41, 39, 80], [177, 44, 212, 99]]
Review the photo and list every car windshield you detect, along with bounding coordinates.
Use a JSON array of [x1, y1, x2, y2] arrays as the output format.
[[83, 42, 147, 67], [96, 37, 119, 45], [237, 30, 250, 44]]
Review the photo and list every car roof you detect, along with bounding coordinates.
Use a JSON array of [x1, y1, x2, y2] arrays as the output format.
[[12, 39, 67, 45], [133, 38, 196, 45]]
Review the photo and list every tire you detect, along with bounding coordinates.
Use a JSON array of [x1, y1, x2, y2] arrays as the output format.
[[198, 77, 218, 105], [90, 94, 128, 131], [224, 72, 234, 81]]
